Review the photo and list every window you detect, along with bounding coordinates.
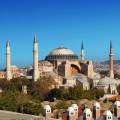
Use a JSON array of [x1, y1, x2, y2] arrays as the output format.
[[71, 112, 74, 115], [87, 114, 90, 117], [108, 116, 111, 119], [97, 107, 99, 109], [75, 109, 77, 111], [47, 110, 50, 113]]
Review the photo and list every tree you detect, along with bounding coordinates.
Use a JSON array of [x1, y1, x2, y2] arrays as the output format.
[[68, 86, 83, 100], [30, 76, 57, 101], [0, 91, 20, 111], [10, 77, 29, 91], [53, 101, 70, 110], [20, 101, 43, 115], [94, 89, 105, 99], [0, 79, 11, 90], [47, 88, 69, 101]]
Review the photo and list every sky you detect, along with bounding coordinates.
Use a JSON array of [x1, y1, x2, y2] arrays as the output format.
[[0, 0, 120, 68]]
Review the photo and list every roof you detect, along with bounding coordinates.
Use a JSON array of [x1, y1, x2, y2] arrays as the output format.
[[38, 60, 53, 66], [48, 46, 75, 56], [103, 110, 112, 116], [109, 96, 120, 101], [72, 73, 89, 84], [98, 115, 118, 120], [83, 108, 92, 114], [67, 107, 74, 112], [71, 104, 78, 110], [44, 105, 51, 110], [92, 73, 101, 80], [114, 101, 120, 106], [97, 77, 118, 86], [93, 102, 100, 108]]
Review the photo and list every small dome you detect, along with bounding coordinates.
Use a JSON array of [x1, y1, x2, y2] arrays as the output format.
[[103, 110, 112, 116], [71, 104, 78, 111], [67, 107, 75, 116], [44, 105, 51, 110], [93, 102, 100, 108], [71, 104, 78, 108], [83, 108, 92, 114], [114, 101, 120, 106], [49, 46, 75, 56], [67, 107, 75, 112]]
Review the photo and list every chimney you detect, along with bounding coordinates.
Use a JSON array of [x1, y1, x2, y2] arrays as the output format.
[[83, 108, 92, 120], [71, 104, 78, 119], [44, 105, 51, 120], [103, 110, 112, 120], [93, 102, 100, 119], [67, 107, 75, 120], [113, 101, 120, 118]]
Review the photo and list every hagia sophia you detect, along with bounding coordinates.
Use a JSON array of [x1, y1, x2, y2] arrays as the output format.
[[0, 35, 120, 94]]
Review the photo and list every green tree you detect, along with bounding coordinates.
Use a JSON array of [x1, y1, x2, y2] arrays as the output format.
[[30, 76, 57, 101], [0, 91, 20, 111], [53, 101, 70, 110], [47, 88, 69, 101]]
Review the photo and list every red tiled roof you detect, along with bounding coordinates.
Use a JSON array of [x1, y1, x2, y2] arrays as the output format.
[[109, 95, 120, 101]]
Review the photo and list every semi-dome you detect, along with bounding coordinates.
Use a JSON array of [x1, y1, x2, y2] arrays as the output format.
[[45, 46, 78, 61]]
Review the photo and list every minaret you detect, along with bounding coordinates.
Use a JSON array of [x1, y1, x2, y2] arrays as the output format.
[[33, 34, 39, 82], [6, 40, 12, 80], [81, 41, 85, 61], [109, 40, 114, 79]]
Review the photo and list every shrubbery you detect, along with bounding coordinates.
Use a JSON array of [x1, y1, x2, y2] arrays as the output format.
[[47, 86, 104, 101], [0, 77, 105, 115], [0, 77, 43, 115]]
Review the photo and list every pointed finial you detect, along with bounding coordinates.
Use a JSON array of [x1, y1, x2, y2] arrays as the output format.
[[81, 41, 84, 50], [6, 40, 10, 47], [34, 34, 37, 43], [110, 40, 112, 49]]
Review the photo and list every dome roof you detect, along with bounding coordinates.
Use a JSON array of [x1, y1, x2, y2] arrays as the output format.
[[98, 77, 117, 86], [83, 108, 92, 114], [114, 101, 120, 106], [44, 105, 51, 110], [93, 102, 100, 108], [45, 46, 78, 61], [48, 46, 75, 56], [103, 110, 112, 116], [67, 107, 75, 112], [71, 104, 78, 109]]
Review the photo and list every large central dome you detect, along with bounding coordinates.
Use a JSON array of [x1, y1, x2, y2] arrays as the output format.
[[49, 46, 75, 55], [45, 46, 78, 61]]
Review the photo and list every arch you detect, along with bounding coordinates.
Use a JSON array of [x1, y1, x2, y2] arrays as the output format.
[[70, 64, 81, 75]]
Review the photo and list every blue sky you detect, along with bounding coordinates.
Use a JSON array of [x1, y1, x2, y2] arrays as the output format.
[[0, 0, 120, 68]]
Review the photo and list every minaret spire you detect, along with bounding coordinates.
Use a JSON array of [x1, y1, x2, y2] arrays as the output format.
[[6, 40, 12, 80], [34, 34, 37, 43], [33, 34, 39, 81], [81, 41, 85, 61], [109, 40, 114, 79]]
